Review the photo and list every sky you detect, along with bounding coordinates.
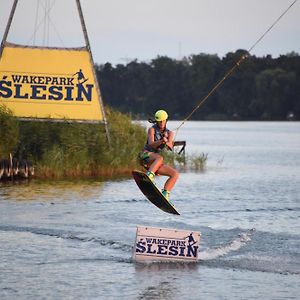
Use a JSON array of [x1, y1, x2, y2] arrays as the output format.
[[0, 0, 299, 65]]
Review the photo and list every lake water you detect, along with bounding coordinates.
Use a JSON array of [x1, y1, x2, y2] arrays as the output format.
[[0, 121, 299, 299]]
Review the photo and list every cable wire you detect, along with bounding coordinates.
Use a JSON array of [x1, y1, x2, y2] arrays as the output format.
[[174, 0, 298, 137]]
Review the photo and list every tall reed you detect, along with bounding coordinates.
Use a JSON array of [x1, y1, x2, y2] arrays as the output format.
[[0, 105, 19, 157], [0, 105, 146, 178]]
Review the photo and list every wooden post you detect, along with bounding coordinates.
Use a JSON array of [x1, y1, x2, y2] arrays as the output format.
[[75, 0, 111, 148], [173, 141, 186, 164], [0, 0, 18, 60]]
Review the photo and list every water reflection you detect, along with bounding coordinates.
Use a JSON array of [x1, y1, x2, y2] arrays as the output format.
[[0, 179, 104, 202], [137, 281, 176, 300], [135, 262, 198, 300], [135, 261, 199, 272]]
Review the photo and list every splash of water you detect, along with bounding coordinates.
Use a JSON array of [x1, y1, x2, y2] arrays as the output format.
[[199, 228, 256, 260]]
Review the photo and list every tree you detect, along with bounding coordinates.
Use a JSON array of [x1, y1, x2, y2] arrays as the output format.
[[95, 51, 300, 120], [254, 68, 297, 119]]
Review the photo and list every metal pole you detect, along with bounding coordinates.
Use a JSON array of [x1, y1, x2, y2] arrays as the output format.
[[75, 0, 111, 148], [0, 0, 19, 59]]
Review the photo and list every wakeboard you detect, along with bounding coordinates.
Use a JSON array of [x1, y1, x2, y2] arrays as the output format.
[[132, 170, 180, 215], [79, 78, 89, 85]]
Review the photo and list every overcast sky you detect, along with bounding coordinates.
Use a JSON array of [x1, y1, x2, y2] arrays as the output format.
[[0, 0, 299, 65]]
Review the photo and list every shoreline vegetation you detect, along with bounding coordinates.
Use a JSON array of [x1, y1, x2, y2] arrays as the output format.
[[0, 105, 207, 179], [0, 105, 146, 179]]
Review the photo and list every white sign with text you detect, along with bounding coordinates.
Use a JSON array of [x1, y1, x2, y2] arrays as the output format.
[[133, 226, 201, 262]]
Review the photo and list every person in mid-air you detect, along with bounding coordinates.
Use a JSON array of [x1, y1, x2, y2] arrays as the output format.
[[138, 109, 179, 203]]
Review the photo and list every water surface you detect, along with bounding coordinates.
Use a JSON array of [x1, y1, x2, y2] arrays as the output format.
[[1, 121, 299, 299]]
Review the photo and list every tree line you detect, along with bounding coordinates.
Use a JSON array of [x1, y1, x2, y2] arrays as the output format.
[[96, 50, 300, 121]]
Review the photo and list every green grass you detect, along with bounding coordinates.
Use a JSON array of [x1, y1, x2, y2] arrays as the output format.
[[161, 150, 208, 172], [0, 105, 146, 178], [0, 105, 19, 158], [1, 104, 207, 177]]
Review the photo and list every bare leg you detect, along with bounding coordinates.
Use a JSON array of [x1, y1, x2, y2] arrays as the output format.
[[157, 164, 179, 191], [147, 153, 164, 174]]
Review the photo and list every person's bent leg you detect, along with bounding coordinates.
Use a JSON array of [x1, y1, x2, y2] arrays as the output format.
[[148, 153, 164, 174], [157, 164, 179, 191]]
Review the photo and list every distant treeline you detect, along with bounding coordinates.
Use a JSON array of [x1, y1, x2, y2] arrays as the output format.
[[96, 49, 300, 121]]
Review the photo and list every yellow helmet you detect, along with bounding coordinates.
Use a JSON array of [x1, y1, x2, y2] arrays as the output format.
[[154, 110, 168, 121]]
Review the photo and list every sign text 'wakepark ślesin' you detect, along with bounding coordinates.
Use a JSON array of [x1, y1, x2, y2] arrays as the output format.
[[0, 44, 104, 122], [133, 226, 201, 262]]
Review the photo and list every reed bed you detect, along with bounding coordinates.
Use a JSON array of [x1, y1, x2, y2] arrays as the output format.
[[0, 105, 146, 179], [1, 105, 207, 179]]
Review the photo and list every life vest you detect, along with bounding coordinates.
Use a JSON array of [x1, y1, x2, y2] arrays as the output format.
[[144, 124, 170, 153]]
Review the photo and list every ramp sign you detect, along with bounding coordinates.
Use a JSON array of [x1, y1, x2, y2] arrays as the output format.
[[133, 226, 201, 262]]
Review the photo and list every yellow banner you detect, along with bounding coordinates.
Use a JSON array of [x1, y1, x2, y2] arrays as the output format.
[[0, 44, 104, 122]]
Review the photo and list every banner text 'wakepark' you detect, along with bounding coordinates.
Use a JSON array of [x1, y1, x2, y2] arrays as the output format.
[[0, 45, 104, 122]]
